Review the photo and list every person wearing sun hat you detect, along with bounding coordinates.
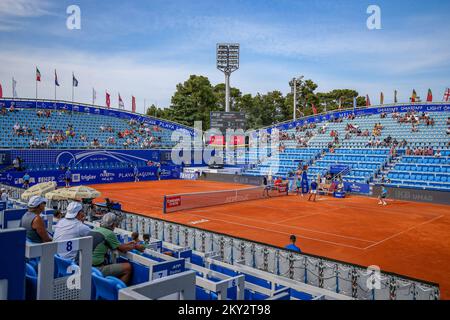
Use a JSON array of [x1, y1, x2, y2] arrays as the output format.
[[20, 195, 52, 243], [53, 201, 92, 260]]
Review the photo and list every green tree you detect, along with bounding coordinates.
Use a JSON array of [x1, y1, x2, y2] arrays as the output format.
[[166, 75, 218, 128]]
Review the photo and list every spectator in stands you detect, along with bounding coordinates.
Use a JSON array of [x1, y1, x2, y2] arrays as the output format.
[[20, 196, 52, 243], [13, 157, 21, 171], [131, 232, 140, 243], [142, 234, 151, 248], [53, 202, 92, 260], [52, 206, 63, 223], [1, 188, 8, 202], [92, 213, 144, 284], [285, 235, 301, 253], [13, 123, 20, 134], [22, 172, 31, 189], [435, 150, 442, 158], [405, 147, 412, 156]]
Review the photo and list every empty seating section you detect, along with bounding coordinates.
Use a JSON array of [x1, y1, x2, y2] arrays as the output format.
[[387, 156, 450, 191], [245, 148, 321, 177], [0, 109, 176, 149], [308, 149, 390, 183]]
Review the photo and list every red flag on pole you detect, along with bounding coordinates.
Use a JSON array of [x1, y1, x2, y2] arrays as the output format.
[[426, 89, 433, 102], [366, 95, 371, 107], [0, 83, 3, 98], [106, 91, 111, 108], [312, 103, 317, 115], [36, 67, 41, 81], [132, 96, 136, 113]]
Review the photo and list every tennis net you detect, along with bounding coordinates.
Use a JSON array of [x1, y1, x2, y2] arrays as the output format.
[[163, 184, 289, 213]]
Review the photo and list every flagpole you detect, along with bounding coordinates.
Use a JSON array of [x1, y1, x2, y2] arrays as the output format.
[[35, 76, 38, 110], [71, 73, 74, 102]]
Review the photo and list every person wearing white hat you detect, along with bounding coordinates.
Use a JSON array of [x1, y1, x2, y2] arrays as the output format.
[[20, 196, 52, 243], [53, 201, 92, 260]]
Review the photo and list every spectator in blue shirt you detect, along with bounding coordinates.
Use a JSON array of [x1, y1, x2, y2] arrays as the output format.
[[285, 235, 301, 253]]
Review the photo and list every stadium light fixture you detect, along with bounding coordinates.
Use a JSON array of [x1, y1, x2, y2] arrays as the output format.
[[289, 76, 304, 120], [217, 43, 240, 112]]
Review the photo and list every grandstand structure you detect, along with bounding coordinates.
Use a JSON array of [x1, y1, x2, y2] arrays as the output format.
[[0, 97, 449, 301], [244, 103, 450, 193]]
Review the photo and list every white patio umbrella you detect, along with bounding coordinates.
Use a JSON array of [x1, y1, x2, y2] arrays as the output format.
[[21, 181, 57, 201], [56, 186, 102, 201], [44, 188, 70, 201]]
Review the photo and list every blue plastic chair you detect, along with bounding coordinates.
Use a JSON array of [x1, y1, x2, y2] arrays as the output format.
[[54, 254, 77, 278], [25, 263, 38, 300], [91, 273, 127, 300]]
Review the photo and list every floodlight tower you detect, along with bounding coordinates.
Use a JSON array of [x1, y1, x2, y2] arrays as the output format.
[[217, 43, 240, 112], [289, 76, 304, 120]]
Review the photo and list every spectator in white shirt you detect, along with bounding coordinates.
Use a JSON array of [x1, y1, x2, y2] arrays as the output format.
[[53, 202, 92, 260], [434, 150, 442, 158], [1, 188, 8, 202]]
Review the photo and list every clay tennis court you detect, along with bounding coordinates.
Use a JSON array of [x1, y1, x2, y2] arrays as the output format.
[[90, 180, 450, 298]]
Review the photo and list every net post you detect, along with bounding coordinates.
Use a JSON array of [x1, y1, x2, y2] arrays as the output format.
[[163, 195, 167, 214]]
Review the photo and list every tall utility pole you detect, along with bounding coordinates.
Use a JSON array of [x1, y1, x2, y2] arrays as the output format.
[[217, 43, 240, 112], [289, 76, 304, 120]]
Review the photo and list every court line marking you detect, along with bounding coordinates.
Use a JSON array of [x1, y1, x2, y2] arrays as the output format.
[[277, 213, 323, 223], [363, 215, 445, 250], [188, 208, 376, 244], [182, 212, 369, 250]]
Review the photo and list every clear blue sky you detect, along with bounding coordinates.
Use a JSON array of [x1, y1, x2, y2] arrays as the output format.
[[0, 0, 449, 113]]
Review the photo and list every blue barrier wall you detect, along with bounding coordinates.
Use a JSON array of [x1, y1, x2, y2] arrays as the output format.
[[0, 165, 181, 187], [2, 149, 163, 166], [0, 228, 26, 300]]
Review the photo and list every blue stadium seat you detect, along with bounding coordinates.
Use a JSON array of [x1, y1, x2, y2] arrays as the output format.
[[91, 273, 127, 300]]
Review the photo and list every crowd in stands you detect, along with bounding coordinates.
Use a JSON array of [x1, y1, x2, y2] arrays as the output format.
[[3, 108, 172, 149], [36, 110, 52, 118], [0, 105, 18, 115], [404, 146, 442, 157]]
